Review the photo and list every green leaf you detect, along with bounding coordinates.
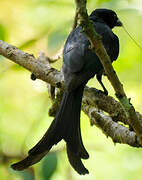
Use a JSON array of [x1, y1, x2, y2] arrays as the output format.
[[0, 24, 6, 41], [48, 30, 66, 53], [97, 0, 112, 4], [18, 39, 38, 49], [32, 0, 72, 7], [41, 152, 58, 180], [10, 64, 25, 71], [0, 55, 5, 61], [18, 170, 35, 180], [119, 8, 141, 14]]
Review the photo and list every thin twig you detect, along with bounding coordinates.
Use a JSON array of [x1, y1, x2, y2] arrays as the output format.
[[72, 8, 79, 30]]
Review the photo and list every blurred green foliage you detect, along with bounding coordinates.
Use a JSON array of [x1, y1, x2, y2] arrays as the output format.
[[0, 0, 142, 180], [18, 170, 35, 180], [40, 152, 57, 180]]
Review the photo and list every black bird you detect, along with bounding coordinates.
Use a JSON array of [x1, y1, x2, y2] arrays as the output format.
[[11, 9, 122, 175]]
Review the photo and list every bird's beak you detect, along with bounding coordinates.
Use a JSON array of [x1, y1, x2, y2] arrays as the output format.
[[116, 19, 123, 26]]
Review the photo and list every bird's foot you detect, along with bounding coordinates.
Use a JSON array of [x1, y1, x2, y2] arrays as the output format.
[[97, 89, 108, 96]]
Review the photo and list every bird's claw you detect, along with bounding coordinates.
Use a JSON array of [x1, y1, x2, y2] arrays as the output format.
[[97, 89, 108, 96]]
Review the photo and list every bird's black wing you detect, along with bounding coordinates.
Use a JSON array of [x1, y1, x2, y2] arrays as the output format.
[[63, 22, 119, 76], [93, 22, 119, 61], [63, 22, 119, 92], [63, 26, 89, 73], [103, 33, 119, 61]]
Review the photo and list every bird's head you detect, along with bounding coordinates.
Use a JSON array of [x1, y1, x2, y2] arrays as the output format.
[[90, 9, 122, 29]]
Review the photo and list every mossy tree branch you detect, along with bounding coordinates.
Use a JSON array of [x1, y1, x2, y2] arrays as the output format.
[[0, 40, 142, 147]]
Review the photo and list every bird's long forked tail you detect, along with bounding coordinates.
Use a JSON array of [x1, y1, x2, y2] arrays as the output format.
[[11, 84, 89, 175]]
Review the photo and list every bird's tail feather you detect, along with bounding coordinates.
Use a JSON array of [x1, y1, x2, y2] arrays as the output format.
[[67, 145, 89, 175], [11, 84, 89, 174], [28, 84, 89, 159]]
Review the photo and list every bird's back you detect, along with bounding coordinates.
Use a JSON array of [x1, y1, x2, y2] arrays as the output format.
[[63, 20, 119, 74]]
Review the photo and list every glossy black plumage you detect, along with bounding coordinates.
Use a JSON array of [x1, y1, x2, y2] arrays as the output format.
[[11, 9, 122, 175]]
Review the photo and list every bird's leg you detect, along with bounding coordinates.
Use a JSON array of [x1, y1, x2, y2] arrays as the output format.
[[96, 70, 108, 96]]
